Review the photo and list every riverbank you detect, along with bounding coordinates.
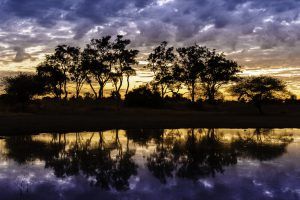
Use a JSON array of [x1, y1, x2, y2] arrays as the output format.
[[0, 107, 300, 135]]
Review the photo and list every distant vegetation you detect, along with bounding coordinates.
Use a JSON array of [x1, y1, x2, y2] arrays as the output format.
[[1, 35, 296, 114], [229, 76, 289, 114]]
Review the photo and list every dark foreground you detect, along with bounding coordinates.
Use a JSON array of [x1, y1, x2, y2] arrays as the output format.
[[0, 108, 300, 135], [0, 129, 299, 200]]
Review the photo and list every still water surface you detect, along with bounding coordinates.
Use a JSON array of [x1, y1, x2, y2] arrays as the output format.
[[0, 129, 299, 200]]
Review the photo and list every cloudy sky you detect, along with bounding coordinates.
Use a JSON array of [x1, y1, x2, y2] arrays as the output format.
[[0, 0, 300, 92]]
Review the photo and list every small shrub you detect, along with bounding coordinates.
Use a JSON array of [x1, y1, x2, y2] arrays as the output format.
[[124, 85, 163, 108]]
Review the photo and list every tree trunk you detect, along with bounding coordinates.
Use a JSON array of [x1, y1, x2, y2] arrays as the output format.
[[191, 82, 195, 103], [117, 77, 123, 98], [98, 84, 104, 99], [59, 84, 63, 99], [89, 82, 98, 99], [125, 75, 130, 96], [76, 88, 80, 99], [64, 80, 68, 100], [207, 87, 216, 104], [161, 85, 165, 99]]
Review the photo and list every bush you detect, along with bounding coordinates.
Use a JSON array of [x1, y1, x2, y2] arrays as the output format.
[[3, 73, 46, 104], [124, 85, 162, 108]]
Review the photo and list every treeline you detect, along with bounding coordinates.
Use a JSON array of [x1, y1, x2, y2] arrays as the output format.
[[38, 35, 138, 100], [2, 35, 294, 113]]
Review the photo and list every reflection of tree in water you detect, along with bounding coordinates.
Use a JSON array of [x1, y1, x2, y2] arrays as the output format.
[[147, 130, 177, 183], [3, 128, 294, 187], [232, 128, 293, 161], [50, 130, 138, 191], [126, 129, 165, 146], [175, 129, 237, 180], [4, 131, 138, 191], [146, 128, 293, 183], [147, 129, 237, 183], [5, 135, 65, 164]]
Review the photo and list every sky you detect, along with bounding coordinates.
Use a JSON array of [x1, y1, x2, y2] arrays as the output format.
[[0, 0, 300, 93]]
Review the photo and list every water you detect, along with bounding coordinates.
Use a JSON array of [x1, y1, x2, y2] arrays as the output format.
[[0, 129, 299, 200]]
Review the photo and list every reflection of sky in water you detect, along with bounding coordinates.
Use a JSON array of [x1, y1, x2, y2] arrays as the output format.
[[0, 129, 299, 200]]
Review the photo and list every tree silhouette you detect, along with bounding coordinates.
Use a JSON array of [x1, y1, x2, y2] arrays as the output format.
[[37, 59, 65, 99], [67, 47, 87, 98], [111, 35, 138, 98], [176, 45, 209, 102], [6, 34, 295, 105], [229, 76, 288, 114], [200, 50, 240, 103], [82, 36, 113, 99], [53, 45, 78, 99], [147, 41, 176, 98]]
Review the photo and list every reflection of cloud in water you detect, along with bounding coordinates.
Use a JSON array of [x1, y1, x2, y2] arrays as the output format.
[[0, 129, 299, 200]]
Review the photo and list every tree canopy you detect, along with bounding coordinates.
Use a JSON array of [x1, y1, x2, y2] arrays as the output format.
[[229, 76, 288, 114]]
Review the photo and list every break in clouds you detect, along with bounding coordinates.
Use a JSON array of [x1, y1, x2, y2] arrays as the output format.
[[0, 0, 300, 90]]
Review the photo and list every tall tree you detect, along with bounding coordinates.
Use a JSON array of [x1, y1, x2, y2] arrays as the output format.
[[147, 41, 176, 98], [67, 47, 87, 98], [82, 36, 113, 99], [229, 76, 288, 114], [53, 45, 73, 99], [200, 50, 240, 102], [111, 35, 138, 98], [176, 45, 209, 102]]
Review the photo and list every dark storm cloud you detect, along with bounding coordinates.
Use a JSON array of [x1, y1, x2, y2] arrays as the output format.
[[0, 0, 299, 44], [1, 0, 72, 27], [0, 0, 300, 72]]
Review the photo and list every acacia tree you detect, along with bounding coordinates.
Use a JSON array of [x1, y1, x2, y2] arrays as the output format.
[[200, 50, 240, 103], [82, 36, 113, 99], [111, 35, 138, 98], [37, 56, 65, 99], [229, 76, 288, 114], [147, 41, 176, 98], [176, 45, 209, 102]]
